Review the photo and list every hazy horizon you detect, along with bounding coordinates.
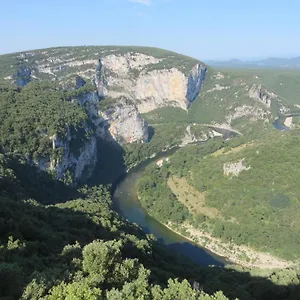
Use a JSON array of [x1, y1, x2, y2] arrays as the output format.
[[1, 44, 300, 62]]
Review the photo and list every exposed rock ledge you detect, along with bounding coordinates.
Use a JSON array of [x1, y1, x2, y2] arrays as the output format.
[[100, 100, 148, 144], [99, 55, 206, 113], [36, 126, 97, 185], [284, 116, 293, 128], [248, 85, 276, 108], [223, 158, 251, 177], [10, 50, 208, 183]]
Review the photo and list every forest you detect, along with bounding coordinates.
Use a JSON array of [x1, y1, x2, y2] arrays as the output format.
[[137, 130, 300, 262], [2, 147, 300, 300], [1, 53, 300, 299], [0, 82, 91, 161]]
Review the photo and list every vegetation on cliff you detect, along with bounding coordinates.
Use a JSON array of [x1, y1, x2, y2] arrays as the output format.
[[0, 82, 90, 161], [143, 68, 300, 128], [0, 46, 200, 82]]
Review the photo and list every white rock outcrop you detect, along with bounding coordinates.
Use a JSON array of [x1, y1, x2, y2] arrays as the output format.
[[89, 53, 206, 143], [48, 127, 97, 184], [135, 68, 188, 112], [207, 84, 230, 93], [226, 105, 269, 124], [248, 85, 274, 108], [284, 116, 293, 128], [100, 101, 148, 143], [223, 158, 251, 177], [102, 53, 162, 74], [99, 54, 206, 113]]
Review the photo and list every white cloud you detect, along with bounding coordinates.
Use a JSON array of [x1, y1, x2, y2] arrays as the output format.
[[128, 0, 151, 5]]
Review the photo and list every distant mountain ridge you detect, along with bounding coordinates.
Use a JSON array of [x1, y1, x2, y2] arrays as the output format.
[[207, 56, 300, 69]]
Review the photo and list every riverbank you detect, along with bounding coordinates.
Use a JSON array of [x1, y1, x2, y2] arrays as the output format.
[[117, 130, 298, 269], [162, 221, 295, 269], [136, 188, 294, 269]]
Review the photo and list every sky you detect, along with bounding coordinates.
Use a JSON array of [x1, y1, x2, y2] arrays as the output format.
[[1, 0, 300, 60]]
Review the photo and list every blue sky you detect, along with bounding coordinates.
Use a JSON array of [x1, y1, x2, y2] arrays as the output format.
[[1, 0, 300, 60]]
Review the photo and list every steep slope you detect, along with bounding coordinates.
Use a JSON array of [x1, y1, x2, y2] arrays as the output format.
[[137, 129, 300, 266], [2, 148, 300, 300], [143, 68, 300, 135], [0, 46, 208, 150], [0, 47, 206, 184], [0, 82, 98, 185], [0, 153, 228, 299]]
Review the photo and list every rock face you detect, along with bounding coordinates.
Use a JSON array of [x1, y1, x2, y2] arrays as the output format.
[[226, 105, 269, 124], [186, 63, 207, 103], [1, 46, 208, 183], [284, 116, 293, 128], [48, 127, 97, 185], [248, 85, 274, 108], [3, 47, 207, 147], [135, 68, 188, 112], [13, 67, 32, 87], [223, 158, 251, 177], [99, 56, 206, 113], [100, 101, 148, 143], [74, 75, 86, 89], [6, 48, 206, 114]]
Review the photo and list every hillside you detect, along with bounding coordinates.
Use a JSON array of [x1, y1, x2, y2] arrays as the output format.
[[1, 45, 300, 299], [0, 153, 230, 299], [2, 136, 300, 300], [0, 46, 199, 80], [0, 45, 204, 114], [143, 68, 300, 131], [137, 129, 300, 264]]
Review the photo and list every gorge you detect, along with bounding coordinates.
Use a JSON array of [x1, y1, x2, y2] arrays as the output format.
[[1, 46, 300, 299]]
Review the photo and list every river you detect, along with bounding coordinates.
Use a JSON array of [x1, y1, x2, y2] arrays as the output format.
[[112, 118, 298, 267], [273, 113, 300, 130], [112, 146, 228, 267]]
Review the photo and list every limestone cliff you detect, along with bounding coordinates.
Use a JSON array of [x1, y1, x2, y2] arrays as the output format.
[[99, 55, 206, 113], [5, 47, 206, 115], [248, 85, 274, 108], [1, 46, 208, 183], [100, 100, 148, 143], [7, 47, 207, 146], [46, 125, 97, 185]]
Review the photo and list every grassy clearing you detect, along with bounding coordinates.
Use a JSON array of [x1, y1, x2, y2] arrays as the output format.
[[211, 143, 254, 157], [168, 177, 220, 219]]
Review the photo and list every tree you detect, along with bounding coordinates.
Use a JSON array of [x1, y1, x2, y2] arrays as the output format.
[[82, 240, 122, 284]]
